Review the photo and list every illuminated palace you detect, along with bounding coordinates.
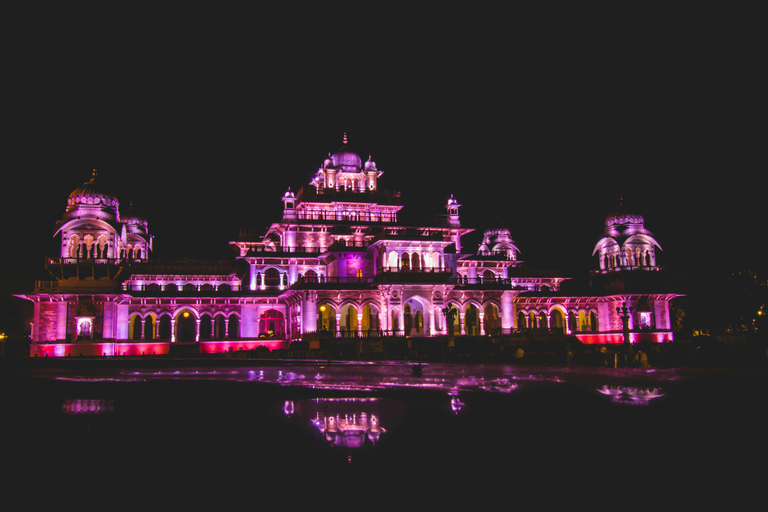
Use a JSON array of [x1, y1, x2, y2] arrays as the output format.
[[21, 135, 679, 356]]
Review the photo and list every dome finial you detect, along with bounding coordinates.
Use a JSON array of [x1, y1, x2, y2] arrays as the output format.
[[342, 132, 348, 145]]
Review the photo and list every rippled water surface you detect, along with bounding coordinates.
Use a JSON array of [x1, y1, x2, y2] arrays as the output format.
[[3, 361, 767, 503]]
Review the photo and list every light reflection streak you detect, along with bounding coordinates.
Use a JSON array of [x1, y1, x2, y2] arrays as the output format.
[[596, 385, 665, 405]]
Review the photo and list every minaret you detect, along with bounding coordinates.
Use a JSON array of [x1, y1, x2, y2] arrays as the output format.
[[281, 188, 297, 220], [446, 194, 461, 227], [446, 194, 463, 252]]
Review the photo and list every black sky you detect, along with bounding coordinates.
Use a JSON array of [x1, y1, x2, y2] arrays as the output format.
[[2, 5, 764, 297]]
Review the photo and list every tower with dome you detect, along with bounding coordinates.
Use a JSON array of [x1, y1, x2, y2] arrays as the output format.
[[18, 135, 680, 356]]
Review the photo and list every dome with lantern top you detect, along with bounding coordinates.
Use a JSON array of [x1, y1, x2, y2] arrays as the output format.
[[330, 133, 362, 171], [364, 155, 377, 172]]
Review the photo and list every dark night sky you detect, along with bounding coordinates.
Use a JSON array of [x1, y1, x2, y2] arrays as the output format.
[[2, 6, 763, 299]]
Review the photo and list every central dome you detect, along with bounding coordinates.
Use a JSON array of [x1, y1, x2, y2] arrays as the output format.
[[330, 133, 362, 170]]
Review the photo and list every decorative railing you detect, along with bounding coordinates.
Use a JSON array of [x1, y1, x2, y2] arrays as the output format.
[[377, 266, 450, 273], [47, 257, 146, 265], [304, 329, 405, 340], [292, 276, 376, 286], [591, 266, 662, 275]]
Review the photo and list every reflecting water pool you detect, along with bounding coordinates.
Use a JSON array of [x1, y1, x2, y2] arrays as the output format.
[[2, 361, 767, 501]]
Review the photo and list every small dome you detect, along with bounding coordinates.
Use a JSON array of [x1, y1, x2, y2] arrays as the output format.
[[121, 202, 148, 234], [364, 155, 377, 171]]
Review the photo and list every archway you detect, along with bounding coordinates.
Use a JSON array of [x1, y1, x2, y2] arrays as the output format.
[[341, 304, 358, 335], [550, 309, 565, 335], [228, 315, 239, 338], [362, 304, 379, 332], [317, 304, 336, 332], [529, 312, 537, 330], [465, 304, 480, 336], [158, 315, 171, 340], [199, 314, 212, 339], [404, 298, 425, 335], [517, 311, 527, 331], [129, 315, 142, 340], [143, 315, 156, 339], [484, 303, 501, 335], [175, 309, 197, 342], [578, 311, 589, 332], [214, 314, 227, 339], [538, 312, 548, 333]]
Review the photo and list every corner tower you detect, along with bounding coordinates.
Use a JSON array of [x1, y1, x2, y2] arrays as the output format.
[[592, 199, 661, 272]]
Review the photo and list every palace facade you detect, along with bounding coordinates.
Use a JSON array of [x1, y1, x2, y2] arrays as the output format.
[[20, 135, 679, 356]]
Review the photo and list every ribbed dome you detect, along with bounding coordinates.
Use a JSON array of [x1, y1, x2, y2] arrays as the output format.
[[68, 170, 118, 204], [605, 198, 644, 227], [65, 170, 119, 220], [331, 133, 362, 170]]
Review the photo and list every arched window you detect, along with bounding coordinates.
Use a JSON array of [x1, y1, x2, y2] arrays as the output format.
[[68, 235, 80, 258], [265, 268, 280, 286], [97, 235, 108, 259], [401, 253, 410, 271], [304, 270, 318, 283], [388, 251, 398, 269], [260, 309, 285, 337]]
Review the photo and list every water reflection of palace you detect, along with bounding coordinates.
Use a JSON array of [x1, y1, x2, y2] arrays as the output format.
[[20, 134, 680, 357], [291, 398, 391, 449]]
